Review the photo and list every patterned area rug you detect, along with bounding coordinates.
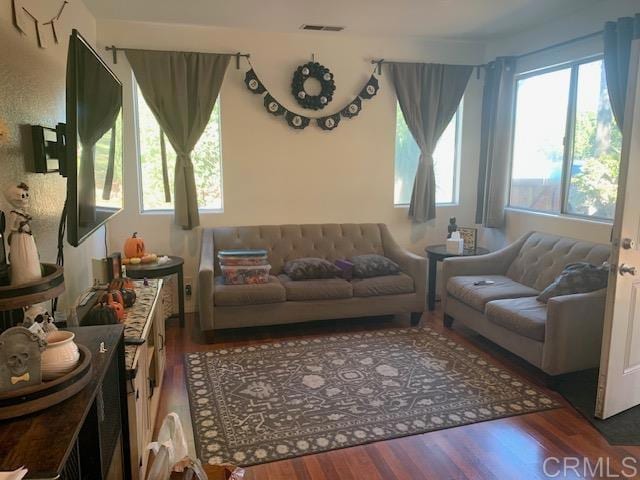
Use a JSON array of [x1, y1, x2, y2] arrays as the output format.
[[185, 327, 559, 467]]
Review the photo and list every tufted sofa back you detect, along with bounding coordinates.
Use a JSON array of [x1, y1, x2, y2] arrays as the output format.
[[210, 224, 386, 275], [506, 232, 611, 291]]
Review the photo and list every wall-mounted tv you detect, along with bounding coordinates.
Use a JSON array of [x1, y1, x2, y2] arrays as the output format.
[[66, 29, 123, 247]]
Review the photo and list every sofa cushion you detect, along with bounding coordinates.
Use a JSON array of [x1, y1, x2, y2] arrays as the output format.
[[506, 232, 610, 291], [352, 273, 414, 297], [485, 297, 548, 342], [350, 254, 401, 278], [278, 275, 353, 301], [446, 275, 539, 312], [214, 276, 286, 306], [283, 257, 342, 280]]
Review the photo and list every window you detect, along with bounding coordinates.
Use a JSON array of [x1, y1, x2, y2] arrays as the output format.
[[509, 58, 621, 220], [135, 86, 223, 211], [394, 103, 460, 205]]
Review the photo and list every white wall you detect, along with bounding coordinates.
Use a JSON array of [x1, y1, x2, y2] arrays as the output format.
[[97, 21, 486, 311], [0, 1, 102, 313], [482, 0, 639, 247]]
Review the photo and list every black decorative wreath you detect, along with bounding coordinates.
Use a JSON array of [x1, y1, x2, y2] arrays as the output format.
[[291, 62, 336, 110]]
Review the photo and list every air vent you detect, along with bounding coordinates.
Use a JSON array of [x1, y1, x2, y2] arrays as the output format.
[[300, 24, 345, 32]]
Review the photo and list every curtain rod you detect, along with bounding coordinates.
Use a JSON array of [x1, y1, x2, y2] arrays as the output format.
[[369, 59, 485, 76], [371, 29, 603, 75], [104, 45, 250, 68], [514, 29, 603, 60]]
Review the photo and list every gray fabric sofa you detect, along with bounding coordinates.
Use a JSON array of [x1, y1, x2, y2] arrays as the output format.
[[442, 231, 610, 376], [198, 223, 426, 333]]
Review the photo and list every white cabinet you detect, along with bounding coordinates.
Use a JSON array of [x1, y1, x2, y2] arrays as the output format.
[[125, 280, 167, 480]]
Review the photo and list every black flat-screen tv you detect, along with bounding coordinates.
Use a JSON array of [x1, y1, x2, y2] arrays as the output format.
[[66, 29, 123, 247]]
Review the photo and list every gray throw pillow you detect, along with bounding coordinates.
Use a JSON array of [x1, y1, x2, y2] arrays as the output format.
[[350, 254, 401, 278], [537, 262, 609, 303], [283, 258, 341, 281]]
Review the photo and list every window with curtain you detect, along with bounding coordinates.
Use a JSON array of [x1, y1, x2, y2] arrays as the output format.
[[135, 85, 224, 212], [509, 57, 621, 220], [394, 102, 461, 206]]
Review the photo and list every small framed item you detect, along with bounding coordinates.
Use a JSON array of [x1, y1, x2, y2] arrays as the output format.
[[107, 252, 122, 282], [458, 227, 478, 252]]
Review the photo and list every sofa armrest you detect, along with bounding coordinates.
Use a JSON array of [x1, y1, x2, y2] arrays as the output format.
[[198, 228, 215, 332], [542, 288, 607, 375], [441, 234, 531, 313], [379, 224, 427, 310]]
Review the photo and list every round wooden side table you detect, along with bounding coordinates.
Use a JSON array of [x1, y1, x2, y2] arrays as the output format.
[[424, 245, 490, 311], [125, 255, 185, 327]]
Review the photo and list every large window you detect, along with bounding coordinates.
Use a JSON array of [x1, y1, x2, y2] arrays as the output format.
[[136, 86, 223, 211], [394, 103, 460, 205], [509, 58, 621, 220]]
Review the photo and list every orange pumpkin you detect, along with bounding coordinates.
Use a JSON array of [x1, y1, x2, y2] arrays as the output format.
[[123, 232, 146, 258], [102, 292, 125, 321]]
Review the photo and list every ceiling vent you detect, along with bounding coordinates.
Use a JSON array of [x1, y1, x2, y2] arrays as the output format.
[[300, 24, 345, 32]]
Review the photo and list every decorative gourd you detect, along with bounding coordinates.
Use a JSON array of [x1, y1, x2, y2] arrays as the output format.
[[120, 288, 136, 308], [123, 232, 146, 259], [85, 302, 119, 326], [129, 257, 141, 265], [102, 292, 125, 321], [110, 289, 124, 306], [141, 253, 158, 264]]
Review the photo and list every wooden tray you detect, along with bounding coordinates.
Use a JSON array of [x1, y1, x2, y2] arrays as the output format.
[[0, 263, 65, 311], [0, 344, 92, 420]]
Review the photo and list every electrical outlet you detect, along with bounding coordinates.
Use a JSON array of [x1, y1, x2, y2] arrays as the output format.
[[184, 276, 193, 297]]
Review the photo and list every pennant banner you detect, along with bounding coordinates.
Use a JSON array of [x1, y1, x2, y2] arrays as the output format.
[[244, 66, 379, 132]]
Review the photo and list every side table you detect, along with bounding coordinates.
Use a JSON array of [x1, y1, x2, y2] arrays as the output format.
[[425, 245, 490, 311], [125, 255, 185, 327]]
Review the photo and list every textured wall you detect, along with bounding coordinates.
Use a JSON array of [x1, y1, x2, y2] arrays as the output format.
[[0, 1, 101, 311], [97, 21, 486, 312]]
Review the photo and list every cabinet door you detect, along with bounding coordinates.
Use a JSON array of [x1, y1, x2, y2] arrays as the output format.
[[128, 346, 149, 480], [155, 306, 166, 382]]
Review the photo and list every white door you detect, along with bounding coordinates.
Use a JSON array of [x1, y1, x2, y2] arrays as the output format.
[[596, 39, 640, 419]]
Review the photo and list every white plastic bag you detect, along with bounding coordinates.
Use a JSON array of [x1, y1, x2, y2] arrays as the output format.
[[146, 412, 208, 480]]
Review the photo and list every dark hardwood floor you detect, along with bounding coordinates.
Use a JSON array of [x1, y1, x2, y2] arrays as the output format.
[[156, 310, 640, 480]]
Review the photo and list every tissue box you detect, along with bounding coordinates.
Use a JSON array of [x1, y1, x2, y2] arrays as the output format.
[[446, 237, 464, 254]]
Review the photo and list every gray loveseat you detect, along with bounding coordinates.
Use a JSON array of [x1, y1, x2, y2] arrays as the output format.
[[198, 223, 426, 333], [442, 231, 610, 376]]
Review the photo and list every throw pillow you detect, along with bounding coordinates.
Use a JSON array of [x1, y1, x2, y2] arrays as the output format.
[[537, 262, 609, 303], [283, 258, 342, 280], [350, 254, 401, 278]]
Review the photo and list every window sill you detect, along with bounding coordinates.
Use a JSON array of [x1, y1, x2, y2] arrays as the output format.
[[394, 202, 459, 209], [140, 208, 224, 215], [505, 207, 613, 226]]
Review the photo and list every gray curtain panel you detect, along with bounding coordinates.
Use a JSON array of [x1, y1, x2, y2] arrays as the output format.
[[126, 49, 230, 229], [475, 57, 516, 228], [388, 63, 472, 222], [604, 14, 640, 130]]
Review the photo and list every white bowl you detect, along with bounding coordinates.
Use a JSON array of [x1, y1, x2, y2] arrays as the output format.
[[41, 331, 80, 381]]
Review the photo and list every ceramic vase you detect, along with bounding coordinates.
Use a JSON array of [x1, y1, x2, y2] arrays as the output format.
[[41, 331, 80, 381]]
